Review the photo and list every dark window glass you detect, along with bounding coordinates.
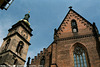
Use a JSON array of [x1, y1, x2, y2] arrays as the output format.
[[14, 59, 17, 65], [16, 41, 24, 55], [4, 39, 11, 50], [40, 56, 45, 67]]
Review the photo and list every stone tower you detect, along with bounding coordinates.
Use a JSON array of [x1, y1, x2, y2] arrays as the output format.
[[0, 13, 33, 66]]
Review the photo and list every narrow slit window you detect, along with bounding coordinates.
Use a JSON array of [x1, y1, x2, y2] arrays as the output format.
[[4, 39, 11, 50], [16, 41, 24, 55], [40, 56, 45, 67], [71, 20, 78, 33]]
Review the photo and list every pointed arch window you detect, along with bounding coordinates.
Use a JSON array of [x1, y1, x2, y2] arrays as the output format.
[[40, 56, 45, 67], [4, 39, 11, 50], [71, 20, 78, 33], [73, 46, 89, 67], [16, 41, 24, 55]]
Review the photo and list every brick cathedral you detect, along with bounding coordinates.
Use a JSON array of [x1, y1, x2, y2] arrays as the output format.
[[0, 7, 100, 67], [29, 7, 100, 67]]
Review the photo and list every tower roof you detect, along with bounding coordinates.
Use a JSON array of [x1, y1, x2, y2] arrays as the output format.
[[21, 11, 31, 26]]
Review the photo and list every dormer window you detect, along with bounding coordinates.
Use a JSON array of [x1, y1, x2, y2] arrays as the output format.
[[71, 20, 78, 33]]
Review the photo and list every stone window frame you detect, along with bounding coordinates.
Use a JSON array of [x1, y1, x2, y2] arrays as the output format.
[[71, 19, 78, 33], [40, 56, 45, 67], [4, 38, 11, 50], [72, 43, 90, 67], [16, 41, 24, 55]]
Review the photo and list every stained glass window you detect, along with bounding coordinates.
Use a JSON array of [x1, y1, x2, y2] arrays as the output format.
[[73, 46, 89, 67]]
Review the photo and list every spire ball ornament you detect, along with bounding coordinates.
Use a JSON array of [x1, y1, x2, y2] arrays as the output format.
[[23, 11, 30, 21], [22, 11, 31, 26]]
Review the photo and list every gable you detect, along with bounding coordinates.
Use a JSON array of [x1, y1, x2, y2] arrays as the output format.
[[56, 9, 93, 39]]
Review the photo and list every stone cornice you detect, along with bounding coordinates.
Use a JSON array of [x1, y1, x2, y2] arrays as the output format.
[[3, 32, 31, 45], [8, 20, 33, 36], [0, 50, 26, 62], [55, 34, 94, 41]]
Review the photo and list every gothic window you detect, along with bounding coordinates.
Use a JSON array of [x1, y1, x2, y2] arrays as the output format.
[[40, 56, 45, 67], [16, 41, 24, 55], [49, 54, 52, 66], [73, 46, 89, 67], [71, 20, 78, 33], [4, 39, 11, 50], [0, 56, 2, 61]]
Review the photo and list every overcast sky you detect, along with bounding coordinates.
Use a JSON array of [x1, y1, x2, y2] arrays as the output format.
[[0, 0, 100, 64]]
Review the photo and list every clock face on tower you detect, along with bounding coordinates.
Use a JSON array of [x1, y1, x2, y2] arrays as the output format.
[[21, 30, 28, 39]]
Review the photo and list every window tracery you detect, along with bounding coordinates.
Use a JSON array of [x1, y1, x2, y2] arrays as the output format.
[[73, 46, 89, 67]]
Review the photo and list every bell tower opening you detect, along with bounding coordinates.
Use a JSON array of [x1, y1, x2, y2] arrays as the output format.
[[71, 20, 78, 33]]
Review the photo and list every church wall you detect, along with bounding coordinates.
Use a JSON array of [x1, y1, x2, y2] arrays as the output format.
[[31, 45, 52, 67], [47, 44, 52, 53], [99, 36, 100, 42], [55, 36, 100, 67]]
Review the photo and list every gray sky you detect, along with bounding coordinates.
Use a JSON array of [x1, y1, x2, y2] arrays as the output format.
[[0, 0, 100, 64]]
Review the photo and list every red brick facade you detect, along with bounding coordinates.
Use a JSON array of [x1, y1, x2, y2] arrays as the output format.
[[30, 8, 100, 67]]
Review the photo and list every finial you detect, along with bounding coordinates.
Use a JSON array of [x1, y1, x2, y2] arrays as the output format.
[[23, 11, 30, 21], [93, 22, 95, 26], [69, 6, 72, 9], [28, 11, 30, 13]]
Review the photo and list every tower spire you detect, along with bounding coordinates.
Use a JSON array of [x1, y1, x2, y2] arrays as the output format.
[[23, 11, 30, 21], [21, 11, 31, 26]]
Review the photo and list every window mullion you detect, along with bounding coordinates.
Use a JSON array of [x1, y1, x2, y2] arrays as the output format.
[[76, 55, 78, 67], [85, 53, 89, 67], [79, 55, 81, 67], [82, 53, 85, 67]]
